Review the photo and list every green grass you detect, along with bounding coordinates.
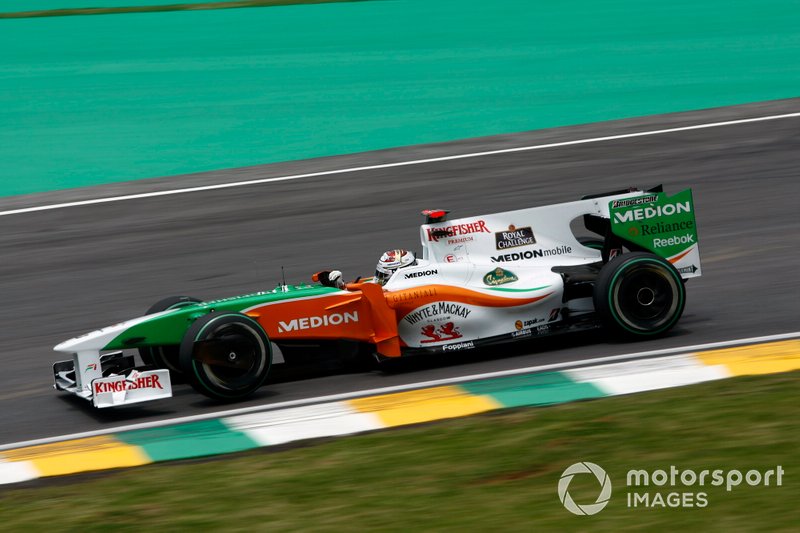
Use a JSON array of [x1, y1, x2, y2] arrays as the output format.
[[0, 0, 362, 19], [2, 371, 798, 530]]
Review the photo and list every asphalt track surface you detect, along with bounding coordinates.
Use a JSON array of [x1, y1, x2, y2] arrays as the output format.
[[1, 99, 799, 446]]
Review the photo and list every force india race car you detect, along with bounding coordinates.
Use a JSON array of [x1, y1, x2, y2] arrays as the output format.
[[53, 186, 701, 407]]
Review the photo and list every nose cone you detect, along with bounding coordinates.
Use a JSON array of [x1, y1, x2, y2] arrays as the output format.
[[53, 310, 171, 353], [54, 321, 129, 353]]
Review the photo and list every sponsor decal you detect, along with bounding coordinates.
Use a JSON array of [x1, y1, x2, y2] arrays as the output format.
[[611, 195, 659, 209], [536, 324, 551, 335], [389, 287, 438, 305], [483, 267, 519, 286], [610, 189, 700, 262], [444, 245, 466, 263], [426, 220, 490, 242], [678, 265, 699, 274], [491, 246, 573, 262], [405, 269, 438, 279], [420, 322, 462, 343], [613, 201, 692, 223], [278, 311, 359, 332], [85, 363, 97, 372], [203, 292, 266, 306], [512, 329, 532, 338], [548, 308, 560, 322], [518, 317, 544, 329], [638, 220, 695, 236], [442, 341, 475, 351], [653, 234, 694, 248], [495, 225, 535, 250], [94, 375, 163, 394], [403, 302, 472, 325]]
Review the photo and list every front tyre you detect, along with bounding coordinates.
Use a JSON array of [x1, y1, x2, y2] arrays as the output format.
[[179, 313, 272, 401], [593, 252, 685, 336], [139, 295, 202, 377]]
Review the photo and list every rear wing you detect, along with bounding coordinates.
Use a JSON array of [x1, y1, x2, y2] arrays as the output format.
[[609, 188, 701, 278]]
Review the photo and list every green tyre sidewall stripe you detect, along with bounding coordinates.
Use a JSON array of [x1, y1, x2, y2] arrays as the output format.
[[606, 257, 685, 336]]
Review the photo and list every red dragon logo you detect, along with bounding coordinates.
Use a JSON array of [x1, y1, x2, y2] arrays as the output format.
[[420, 322, 462, 343]]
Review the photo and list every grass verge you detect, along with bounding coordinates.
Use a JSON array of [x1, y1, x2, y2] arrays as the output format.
[[0, 0, 363, 19], [2, 371, 798, 530]]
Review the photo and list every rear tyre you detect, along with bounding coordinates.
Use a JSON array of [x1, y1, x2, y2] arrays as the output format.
[[179, 312, 272, 401], [593, 252, 685, 337], [139, 296, 201, 378]]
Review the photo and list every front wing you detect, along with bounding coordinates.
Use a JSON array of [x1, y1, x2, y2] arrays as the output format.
[[53, 351, 172, 408]]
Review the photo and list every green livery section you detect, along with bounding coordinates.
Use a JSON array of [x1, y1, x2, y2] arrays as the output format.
[[609, 188, 699, 260], [103, 284, 340, 350]]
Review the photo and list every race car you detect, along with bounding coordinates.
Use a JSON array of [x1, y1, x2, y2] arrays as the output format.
[[53, 186, 701, 407]]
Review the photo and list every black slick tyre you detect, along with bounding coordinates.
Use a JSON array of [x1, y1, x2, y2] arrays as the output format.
[[179, 312, 272, 401], [593, 252, 685, 337], [139, 295, 202, 378]]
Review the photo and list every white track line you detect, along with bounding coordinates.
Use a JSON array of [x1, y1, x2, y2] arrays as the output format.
[[2, 111, 799, 218], [2, 330, 798, 451]]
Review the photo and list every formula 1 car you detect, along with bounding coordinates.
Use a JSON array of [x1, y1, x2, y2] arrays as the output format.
[[53, 186, 701, 407]]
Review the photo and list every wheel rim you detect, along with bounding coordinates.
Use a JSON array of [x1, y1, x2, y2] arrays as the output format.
[[611, 263, 680, 332], [193, 322, 267, 391]]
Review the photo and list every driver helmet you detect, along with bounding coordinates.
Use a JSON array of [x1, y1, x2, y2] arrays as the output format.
[[375, 249, 416, 286]]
